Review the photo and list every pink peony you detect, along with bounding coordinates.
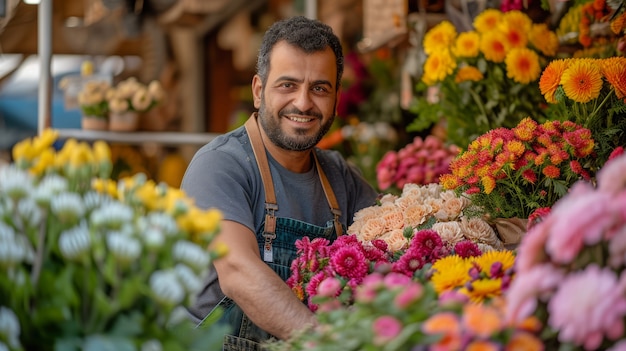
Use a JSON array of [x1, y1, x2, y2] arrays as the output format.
[[548, 264, 626, 350], [505, 263, 565, 323]]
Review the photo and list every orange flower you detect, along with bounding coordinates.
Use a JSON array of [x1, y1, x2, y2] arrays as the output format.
[[473, 9, 503, 33], [422, 50, 457, 85], [455, 66, 484, 83], [539, 59, 570, 103], [499, 22, 528, 49], [454, 31, 481, 58], [505, 48, 541, 84], [601, 57, 626, 99], [440, 174, 460, 190], [423, 312, 462, 349], [505, 332, 544, 351], [480, 31, 509, 63], [481, 175, 496, 194], [542, 165, 560, 178], [467, 341, 500, 351], [423, 20, 457, 55], [560, 59, 603, 103], [529, 23, 559, 56], [462, 304, 504, 338], [513, 117, 538, 141], [610, 12, 626, 34]]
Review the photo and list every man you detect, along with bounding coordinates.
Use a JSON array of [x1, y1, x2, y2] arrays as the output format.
[[181, 16, 379, 350]]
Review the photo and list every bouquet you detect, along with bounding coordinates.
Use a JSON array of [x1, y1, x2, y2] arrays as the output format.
[[107, 77, 165, 114], [505, 152, 626, 350], [0, 130, 228, 351], [407, 9, 559, 147], [539, 56, 626, 170], [376, 135, 460, 192], [76, 80, 111, 119], [440, 117, 596, 220]]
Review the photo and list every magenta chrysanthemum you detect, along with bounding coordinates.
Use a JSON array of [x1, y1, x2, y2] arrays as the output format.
[[330, 246, 369, 280], [454, 241, 482, 258]]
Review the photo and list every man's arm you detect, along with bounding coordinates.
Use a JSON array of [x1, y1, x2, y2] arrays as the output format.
[[210, 220, 317, 340]]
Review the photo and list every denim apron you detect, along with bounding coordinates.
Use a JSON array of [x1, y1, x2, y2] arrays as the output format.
[[199, 114, 344, 351]]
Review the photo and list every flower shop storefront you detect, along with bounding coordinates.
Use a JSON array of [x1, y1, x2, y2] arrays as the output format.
[[2, 0, 626, 350]]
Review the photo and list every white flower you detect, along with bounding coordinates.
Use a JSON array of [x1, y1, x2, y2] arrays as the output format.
[[90, 202, 133, 229], [0, 306, 21, 348], [0, 341, 9, 351], [0, 166, 33, 199], [141, 339, 163, 351], [144, 212, 178, 237], [83, 191, 111, 212], [50, 193, 85, 222], [172, 241, 209, 271], [0, 223, 30, 266], [16, 197, 44, 229], [106, 232, 141, 263], [142, 228, 165, 249], [58, 222, 91, 260], [32, 174, 68, 206], [0, 222, 15, 242], [174, 263, 203, 294], [149, 270, 185, 305], [131, 87, 151, 111]]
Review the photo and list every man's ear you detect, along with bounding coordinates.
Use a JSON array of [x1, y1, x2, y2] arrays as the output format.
[[252, 75, 262, 109]]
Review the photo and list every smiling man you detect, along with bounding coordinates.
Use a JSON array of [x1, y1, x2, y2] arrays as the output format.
[[181, 16, 378, 350]]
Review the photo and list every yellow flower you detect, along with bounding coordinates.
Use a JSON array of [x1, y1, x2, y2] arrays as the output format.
[[455, 66, 483, 83], [480, 31, 509, 63], [529, 23, 559, 56], [32, 129, 59, 154], [505, 48, 540, 84], [453, 31, 480, 58], [481, 175, 496, 194], [430, 255, 472, 294], [460, 278, 503, 303], [92, 178, 119, 198], [498, 21, 528, 50], [12, 139, 36, 164], [194, 208, 223, 235], [93, 141, 111, 164], [55, 138, 77, 168], [473, 9, 502, 33], [422, 49, 457, 85], [500, 10, 532, 37], [423, 21, 457, 55], [69, 142, 95, 169], [560, 59, 603, 103], [473, 250, 515, 274], [30, 148, 56, 176], [134, 180, 160, 210], [600, 57, 626, 99]]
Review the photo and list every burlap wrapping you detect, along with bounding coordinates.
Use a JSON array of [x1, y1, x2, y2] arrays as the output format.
[[493, 217, 528, 250]]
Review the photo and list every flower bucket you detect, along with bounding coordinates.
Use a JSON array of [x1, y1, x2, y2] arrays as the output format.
[[109, 111, 139, 132], [81, 115, 108, 130], [492, 217, 528, 250]]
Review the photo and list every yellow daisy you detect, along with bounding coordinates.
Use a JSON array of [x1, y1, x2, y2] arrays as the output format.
[[454, 31, 481, 58], [472, 250, 516, 275], [422, 49, 457, 85], [430, 255, 472, 294], [529, 23, 559, 57], [501, 10, 532, 34], [480, 31, 509, 63], [561, 59, 603, 103], [460, 278, 503, 303], [423, 21, 457, 55], [473, 9, 503, 34], [505, 47, 541, 84]]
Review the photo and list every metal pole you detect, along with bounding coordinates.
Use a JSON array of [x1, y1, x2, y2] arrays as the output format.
[[305, 0, 317, 20], [38, 0, 52, 134]]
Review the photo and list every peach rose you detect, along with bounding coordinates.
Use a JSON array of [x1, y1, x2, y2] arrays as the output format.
[[380, 229, 409, 251], [432, 221, 465, 245], [461, 217, 504, 250], [403, 203, 433, 227], [358, 217, 387, 241]]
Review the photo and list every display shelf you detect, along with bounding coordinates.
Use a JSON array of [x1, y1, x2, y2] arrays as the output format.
[[56, 129, 220, 146]]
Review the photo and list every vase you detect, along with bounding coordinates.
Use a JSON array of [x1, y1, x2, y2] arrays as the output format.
[[492, 217, 528, 250], [81, 115, 108, 131], [109, 111, 139, 132]]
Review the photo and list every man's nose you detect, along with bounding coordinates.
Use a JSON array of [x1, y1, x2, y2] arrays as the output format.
[[292, 88, 314, 112]]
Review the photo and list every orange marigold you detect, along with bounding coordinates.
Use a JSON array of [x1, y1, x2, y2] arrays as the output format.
[[505, 48, 541, 84], [480, 31, 509, 63], [542, 165, 560, 178], [513, 117, 537, 141], [529, 23, 559, 56], [601, 57, 626, 99], [440, 174, 460, 190], [481, 176, 497, 194], [560, 59, 603, 103], [455, 66, 484, 83], [610, 12, 626, 34], [539, 59, 570, 103], [473, 9, 503, 33], [505, 332, 544, 351], [454, 31, 481, 58], [505, 140, 525, 157]]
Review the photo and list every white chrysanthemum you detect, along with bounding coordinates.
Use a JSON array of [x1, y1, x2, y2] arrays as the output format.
[[106, 232, 141, 262], [13, 234, 34, 264], [172, 241, 209, 271], [0, 306, 21, 348], [50, 193, 85, 222], [149, 270, 185, 305], [0, 222, 16, 242], [0, 224, 28, 266], [167, 306, 192, 326], [174, 263, 203, 294], [32, 174, 68, 205], [142, 228, 165, 249], [0, 341, 9, 351], [58, 222, 91, 260], [145, 212, 178, 237], [141, 339, 163, 351], [83, 191, 111, 212], [0, 166, 33, 199], [90, 202, 133, 229], [16, 197, 44, 229]]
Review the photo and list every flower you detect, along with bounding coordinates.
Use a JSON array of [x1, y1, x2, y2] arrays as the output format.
[[440, 117, 596, 219], [76, 80, 111, 118], [0, 131, 227, 350], [107, 77, 165, 114], [505, 152, 626, 350], [408, 9, 559, 147], [539, 57, 626, 170], [375, 135, 460, 192]]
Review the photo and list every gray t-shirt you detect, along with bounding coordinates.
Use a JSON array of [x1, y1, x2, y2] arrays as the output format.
[[181, 123, 378, 322]]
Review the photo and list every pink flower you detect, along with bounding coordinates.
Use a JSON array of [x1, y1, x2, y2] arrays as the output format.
[[598, 152, 626, 193], [316, 277, 342, 298], [548, 264, 626, 350], [330, 245, 369, 280], [394, 282, 423, 308], [372, 315, 403, 345], [383, 272, 412, 288], [505, 263, 564, 323], [453, 240, 482, 258]]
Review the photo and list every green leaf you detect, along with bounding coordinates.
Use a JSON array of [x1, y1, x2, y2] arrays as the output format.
[[83, 335, 136, 351]]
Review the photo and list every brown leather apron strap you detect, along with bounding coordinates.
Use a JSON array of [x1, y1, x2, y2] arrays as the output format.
[[312, 151, 343, 236]]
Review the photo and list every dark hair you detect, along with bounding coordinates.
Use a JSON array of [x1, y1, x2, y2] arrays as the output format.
[[256, 16, 344, 88]]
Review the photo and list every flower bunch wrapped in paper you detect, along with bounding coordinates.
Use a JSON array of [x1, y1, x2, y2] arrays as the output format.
[[408, 9, 559, 147], [506, 152, 626, 350], [0, 130, 227, 351], [376, 135, 460, 192], [440, 117, 596, 221], [539, 56, 626, 170]]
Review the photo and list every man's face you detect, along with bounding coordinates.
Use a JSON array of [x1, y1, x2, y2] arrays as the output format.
[[252, 41, 339, 151]]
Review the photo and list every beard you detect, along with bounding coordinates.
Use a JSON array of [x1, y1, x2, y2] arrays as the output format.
[[258, 97, 335, 152]]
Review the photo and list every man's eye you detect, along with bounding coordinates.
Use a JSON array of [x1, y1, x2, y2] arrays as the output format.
[[313, 86, 328, 93], [281, 83, 294, 88]]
